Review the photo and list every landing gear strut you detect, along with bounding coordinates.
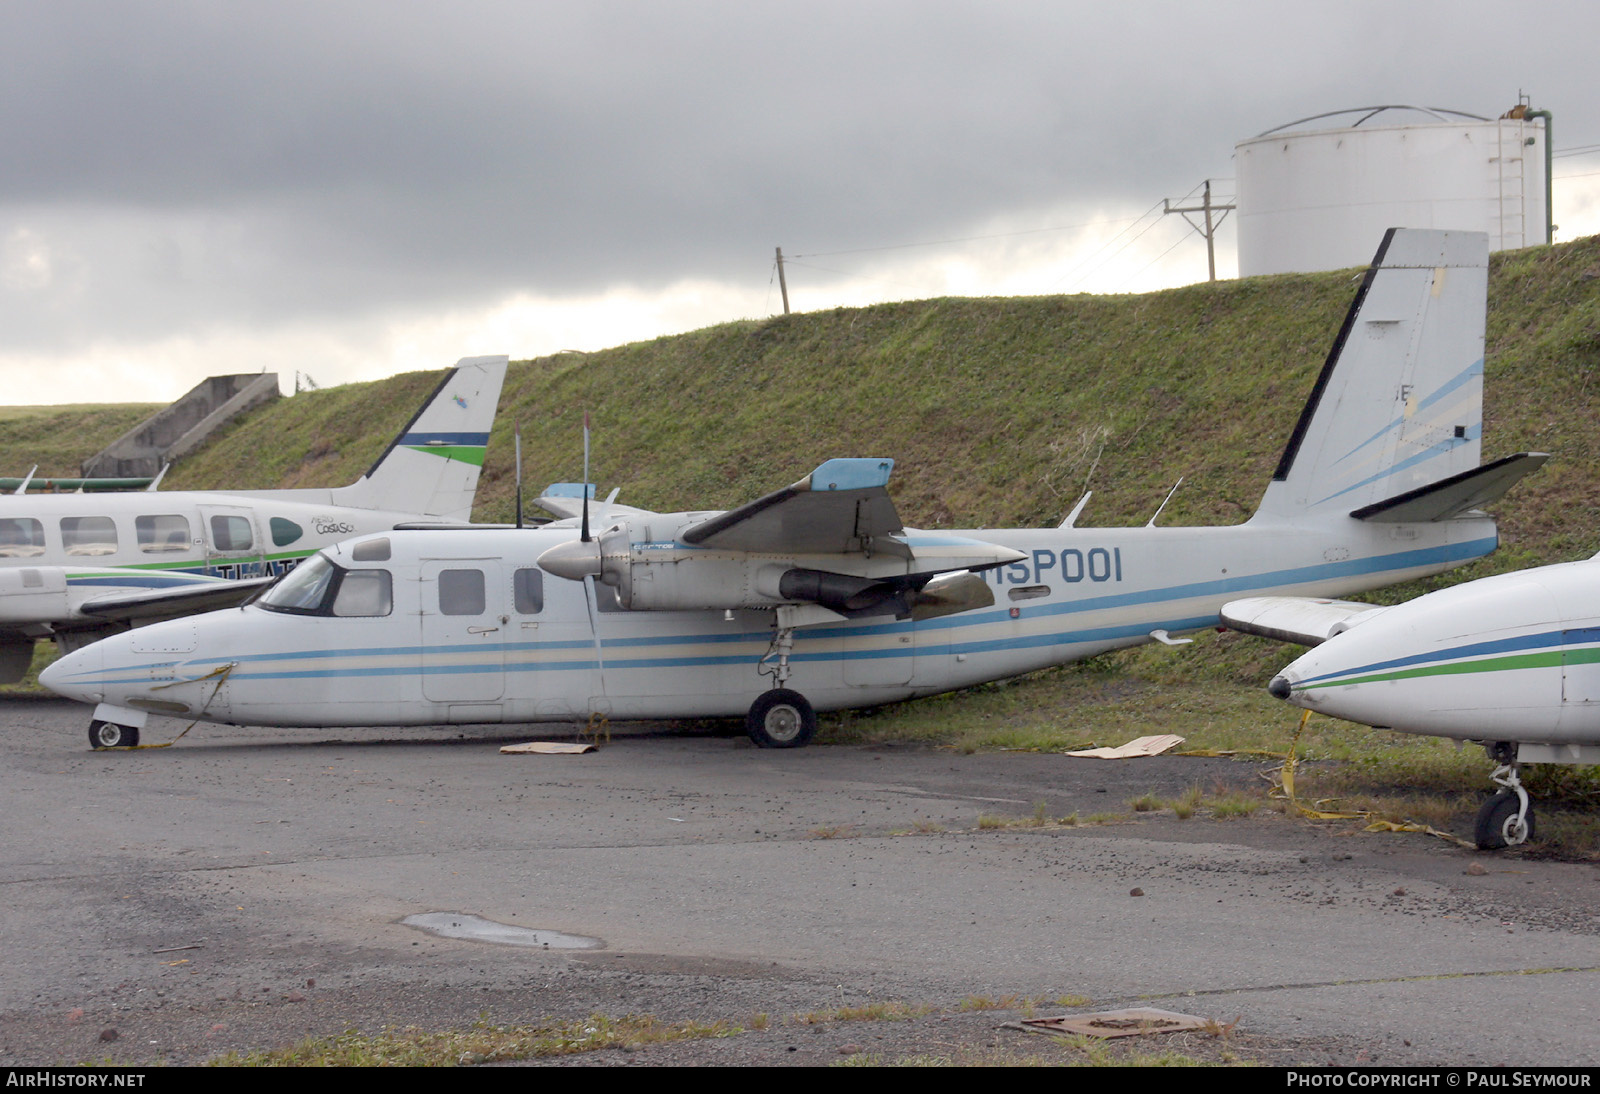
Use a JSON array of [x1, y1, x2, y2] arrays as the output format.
[[1474, 742, 1534, 850], [747, 622, 815, 748]]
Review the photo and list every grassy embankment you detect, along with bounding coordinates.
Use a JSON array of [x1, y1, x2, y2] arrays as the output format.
[[7, 235, 1600, 848]]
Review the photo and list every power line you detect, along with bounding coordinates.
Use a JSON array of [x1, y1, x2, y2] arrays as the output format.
[[1051, 200, 1169, 293]]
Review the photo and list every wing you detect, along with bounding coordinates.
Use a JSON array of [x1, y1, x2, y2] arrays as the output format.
[[533, 483, 660, 524], [75, 576, 277, 627], [1221, 596, 1386, 646], [680, 458, 907, 557], [537, 458, 1025, 621]]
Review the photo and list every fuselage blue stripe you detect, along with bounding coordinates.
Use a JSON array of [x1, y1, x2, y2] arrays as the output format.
[[396, 432, 489, 446], [1296, 625, 1600, 686], [1331, 359, 1482, 467]]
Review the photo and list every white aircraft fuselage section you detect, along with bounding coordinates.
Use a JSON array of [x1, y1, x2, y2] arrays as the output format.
[[43, 512, 1497, 730], [0, 489, 441, 623], [1272, 558, 1600, 745]]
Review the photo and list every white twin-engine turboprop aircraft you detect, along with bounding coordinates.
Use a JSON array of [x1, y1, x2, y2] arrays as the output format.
[[0, 356, 507, 685], [41, 229, 1542, 750]]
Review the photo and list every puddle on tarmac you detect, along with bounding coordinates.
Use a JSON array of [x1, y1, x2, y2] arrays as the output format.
[[402, 912, 602, 949]]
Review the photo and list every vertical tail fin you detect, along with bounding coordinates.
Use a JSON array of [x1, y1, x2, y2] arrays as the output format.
[[1254, 229, 1488, 521], [332, 355, 508, 520]]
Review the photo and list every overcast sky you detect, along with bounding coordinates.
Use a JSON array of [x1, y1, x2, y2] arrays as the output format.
[[2, 0, 1597, 405]]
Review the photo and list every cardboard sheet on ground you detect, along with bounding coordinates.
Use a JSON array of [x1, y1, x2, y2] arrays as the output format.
[[499, 742, 597, 755], [1065, 734, 1185, 759]]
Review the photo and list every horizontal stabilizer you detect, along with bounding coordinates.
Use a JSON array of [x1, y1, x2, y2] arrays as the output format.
[[1350, 452, 1548, 522], [78, 576, 277, 625], [682, 458, 905, 556], [1221, 596, 1385, 647]]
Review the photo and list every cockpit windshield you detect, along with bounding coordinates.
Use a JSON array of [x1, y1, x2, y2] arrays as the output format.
[[258, 555, 339, 613], [257, 554, 393, 618]]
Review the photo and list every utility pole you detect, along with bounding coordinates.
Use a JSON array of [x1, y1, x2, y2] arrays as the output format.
[[775, 246, 790, 315], [1163, 180, 1235, 282]]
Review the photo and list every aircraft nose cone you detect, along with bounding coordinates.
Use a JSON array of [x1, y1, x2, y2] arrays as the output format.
[[1267, 674, 1292, 701], [39, 643, 104, 703], [538, 539, 604, 581]]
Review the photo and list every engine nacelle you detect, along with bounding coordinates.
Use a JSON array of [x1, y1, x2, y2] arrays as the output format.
[[536, 518, 1020, 619]]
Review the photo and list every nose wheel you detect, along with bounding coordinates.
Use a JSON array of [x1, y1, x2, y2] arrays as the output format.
[[1474, 744, 1534, 850], [89, 720, 140, 750]]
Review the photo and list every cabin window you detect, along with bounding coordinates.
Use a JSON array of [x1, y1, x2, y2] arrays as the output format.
[[513, 568, 543, 614], [136, 514, 191, 553], [332, 569, 392, 617], [438, 569, 486, 616], [1008, 585, 1050, 602], [259, 554, 339, 613], [0, 517, 45, 558], [270, 517, 304, 547], [351, 538, 390, 562], [210, 515, 254, 552], [60, 516, 117, 556]]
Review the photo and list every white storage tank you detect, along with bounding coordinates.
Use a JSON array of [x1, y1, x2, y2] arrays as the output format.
[[1236, 105, 1547, 277]]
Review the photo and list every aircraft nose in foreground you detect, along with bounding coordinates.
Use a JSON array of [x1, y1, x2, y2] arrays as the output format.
[[38, 643, 101, 704]]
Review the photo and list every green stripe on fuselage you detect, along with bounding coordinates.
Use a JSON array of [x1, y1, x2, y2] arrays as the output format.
[[1298, 646, 1600, 691], [65, 548, 318, 578]]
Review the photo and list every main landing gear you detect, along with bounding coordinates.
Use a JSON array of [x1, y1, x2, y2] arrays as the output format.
[[1474, 742, 1534, 850], [746, 621, 816, 748], [89, 720, 140, 750], [746, 688, 817, 749]]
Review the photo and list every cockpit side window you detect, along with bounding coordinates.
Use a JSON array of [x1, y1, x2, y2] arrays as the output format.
[[332, 570, 393, 617]]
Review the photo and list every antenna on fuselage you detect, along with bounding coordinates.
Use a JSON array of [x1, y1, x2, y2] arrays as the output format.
[[1146, 477, 1184, 528], [514, 422, 524, 530]]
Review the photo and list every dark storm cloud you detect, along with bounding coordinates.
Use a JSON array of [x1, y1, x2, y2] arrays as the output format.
[[0, 0, 1595, 354]]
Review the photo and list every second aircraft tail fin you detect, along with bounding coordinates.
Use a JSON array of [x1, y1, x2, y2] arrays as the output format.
[[333, 355, 508, 520]]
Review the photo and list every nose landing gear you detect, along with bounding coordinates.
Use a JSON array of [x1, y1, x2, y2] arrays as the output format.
[[1474, 742, 1534, 850]]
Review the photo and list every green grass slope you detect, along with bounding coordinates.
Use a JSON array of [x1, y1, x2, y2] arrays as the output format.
[[0, 403, 164, 478], [154, 235, 1600, 579]]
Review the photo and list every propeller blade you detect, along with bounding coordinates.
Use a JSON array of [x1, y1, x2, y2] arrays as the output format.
[[582, 574, 606, 696], [514, 422, 524, 529]]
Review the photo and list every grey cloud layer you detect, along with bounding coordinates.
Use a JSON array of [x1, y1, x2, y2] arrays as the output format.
[[0, 0, 1594, 355]]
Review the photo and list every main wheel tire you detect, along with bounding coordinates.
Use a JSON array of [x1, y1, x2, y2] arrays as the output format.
[[89, 720, 139, 750], [745, 689, 816, 749], [1474, 789, 1534, 850]]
